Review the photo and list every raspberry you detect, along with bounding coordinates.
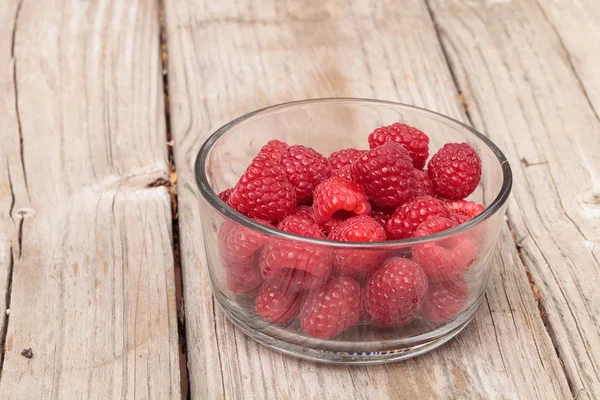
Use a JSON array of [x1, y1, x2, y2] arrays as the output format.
[[350, 142, 415, 208], [300, 277, 361, 339], [277, 145, 331, 204], [331, 165, 354, 182], [255, 281, 304, 324], [260, 216, 332, 292], [421, 278, 468, 323], [413, 169, 434, 197], [218, 188, 233, 202], [227, 265, 263, 295], [368, 122, 430, 169], [427, 143, 482, 199], [276, 214, 324, 237], [328, 148, 366, 170], [386, 195, 449, 240], [258, 139, 289, 161], [312, 177, 371, 224], [291, 205, 315, 221], [412, 216, 477, 280], [218, 219, 272, 271], [329, 215, 387, 275], [228, 153, 296, 222], [444, 199, 484, 223], [371, 207, 394, 240], [364, 258, 428, 327]]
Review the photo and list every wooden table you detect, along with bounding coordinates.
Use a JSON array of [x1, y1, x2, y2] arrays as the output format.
[[0, 0, 598, 398]]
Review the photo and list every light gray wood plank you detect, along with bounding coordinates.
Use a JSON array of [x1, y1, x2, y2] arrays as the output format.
[[164, 0, 571, 398], [536, 0, 600, 120], [0, 0, 181, 398], [428, 0, 600, 397], [0, 0, 24, 369]]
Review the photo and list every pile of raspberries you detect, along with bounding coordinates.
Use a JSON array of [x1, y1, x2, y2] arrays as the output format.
[[218, 122, 483, 339]]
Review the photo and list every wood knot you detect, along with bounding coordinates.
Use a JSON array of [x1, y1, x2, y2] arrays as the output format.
[[21, 348, 33, 359], [13, 207, 36, 219]]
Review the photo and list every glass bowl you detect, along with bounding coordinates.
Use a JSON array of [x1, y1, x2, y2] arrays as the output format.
[[195, 98, 512, 364]]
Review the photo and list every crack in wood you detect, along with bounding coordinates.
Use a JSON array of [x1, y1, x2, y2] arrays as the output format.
[[0, 250, 15, 379], [158, 1, 189, 398]]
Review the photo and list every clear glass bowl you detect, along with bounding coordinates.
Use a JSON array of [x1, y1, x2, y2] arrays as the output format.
[[195, 98, 512, 364]]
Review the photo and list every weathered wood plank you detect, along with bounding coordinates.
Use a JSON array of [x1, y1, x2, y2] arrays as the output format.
[[536, 0, 600, 119], [164, 0, 571, 398], [0, 0, 24, 367], [0, 0, 181, 398], [428, 0, 600, 397]]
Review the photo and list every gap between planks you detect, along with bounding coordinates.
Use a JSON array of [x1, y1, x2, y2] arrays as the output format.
[[157, 0, 190, 398], [422, 0, 578, 397]]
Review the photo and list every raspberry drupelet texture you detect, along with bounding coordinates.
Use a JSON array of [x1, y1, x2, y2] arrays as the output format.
[[260, 215, 332, 292], [412, 216, 477, 281], [277, 145, 331, 204], [350, 142, 416, 209], [331, 165, 354, 182], [328, 215, 387, 276], [328, 148, 366, 171], [444, 199, 485, 224], [386, 195, 449, 240], [427, 143, 482, 200], [218, 188, 234, 203], [255, 281, 304, 324], [227, 153, 296, 222], [312, 177, 371, 224], [413, 169, 435, 197], [258, 139, 289, 161], [367, 122, 430, 169], [421, 278, 468, 323], [364, 258, 429, 327], [300, 276, 361, 339], [218, 218, 273, 294]]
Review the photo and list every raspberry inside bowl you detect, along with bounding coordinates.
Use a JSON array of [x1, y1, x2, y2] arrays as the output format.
[[195, 98, 512, 364]]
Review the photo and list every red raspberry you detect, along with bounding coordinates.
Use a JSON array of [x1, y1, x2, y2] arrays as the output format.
[[277, 145, 331, 204], [300, 277, 361, 339], [312, 177, 371, 224], [386, 195, 449, 240], [444, 199, 484, 223], [368, 122, 430, 169], [364, 258, 428, 327], [371, 207, 394, 240], [291, 205, 315, 221], [329, 215, 387, 275], [421, 278, 468, 323], [276, 214, 324, 237], [260, 216, 332, 292], [427, 143, 482, 199], [331, 165, 354, 182], [218, 188, 233, 202], [413, 169, 434, 197], [328, 148, 366, 170], [227, 266, 263, 295], [228, 153, 296, 222], [292, 205, 344, 236], [218, 219, 272, 271], [350, 142, 416, 209], [412, 216, 477, 280], [255, 281, 304, 324], [258, 139, 289, 161]]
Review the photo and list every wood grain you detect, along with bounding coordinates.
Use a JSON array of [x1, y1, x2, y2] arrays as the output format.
[[0, 0, 24, 368], [0, 0, 181, 398], [428, 0, 600, 397], [164, 0, 571, 398]]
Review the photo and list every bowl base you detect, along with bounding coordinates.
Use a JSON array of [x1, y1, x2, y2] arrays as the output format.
[[213, 289, 480, 365]]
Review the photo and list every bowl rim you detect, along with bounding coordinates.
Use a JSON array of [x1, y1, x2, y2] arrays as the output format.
[[195, 98, 512, 248]]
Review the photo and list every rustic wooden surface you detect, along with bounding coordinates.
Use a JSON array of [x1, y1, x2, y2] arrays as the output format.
[[428, 0, 600, 397], [0, 0, 180, 399], [163, 0, 574, 398], [0, 0, 598, 398]]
